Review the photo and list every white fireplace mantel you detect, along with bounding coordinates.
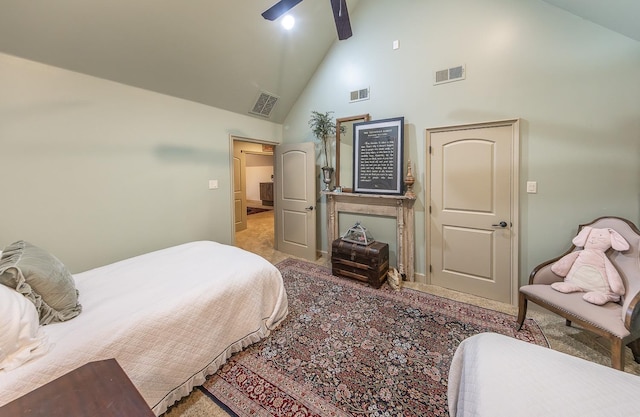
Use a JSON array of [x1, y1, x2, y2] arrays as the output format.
[[323, 191, 416, 281]]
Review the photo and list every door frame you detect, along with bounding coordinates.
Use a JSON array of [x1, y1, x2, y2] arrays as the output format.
[[228, 135, 277, 245], [424, 119, 520, 304]]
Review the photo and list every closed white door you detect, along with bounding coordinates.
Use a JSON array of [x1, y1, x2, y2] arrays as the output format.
[[427, 120, 519, 304], [274, 142, 317, 260]]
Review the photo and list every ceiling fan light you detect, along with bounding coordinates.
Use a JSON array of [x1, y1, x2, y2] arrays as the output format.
[[281, 15, 295, 30]]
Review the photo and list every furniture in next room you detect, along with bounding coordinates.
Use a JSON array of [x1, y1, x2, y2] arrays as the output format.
[[0, 241, 288, 416], [0, 359, 154, 417], [448, 332, 640, 417], [517, 216, 640, 370], [259, 182, 273, 206]]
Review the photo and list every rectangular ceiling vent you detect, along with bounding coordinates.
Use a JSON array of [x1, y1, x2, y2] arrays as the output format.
[[434, 64, 466, 85], [349, 87, 370, 103], [250, 91, 279, 118]]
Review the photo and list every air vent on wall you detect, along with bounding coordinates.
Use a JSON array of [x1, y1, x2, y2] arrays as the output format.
[[349, 87, 370, 103], [433, 64, 466, 85], [249, 91, 279, 118]]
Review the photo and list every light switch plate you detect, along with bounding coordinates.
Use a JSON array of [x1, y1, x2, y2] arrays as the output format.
[[526, 181, 537, 194], [208, 180, 218, 189]]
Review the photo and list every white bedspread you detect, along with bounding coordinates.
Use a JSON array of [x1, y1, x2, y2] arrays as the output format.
[[0, 241, 288, 415], [448, 333, 640, 417]]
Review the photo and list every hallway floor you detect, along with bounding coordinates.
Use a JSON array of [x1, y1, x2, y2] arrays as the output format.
[[235, 209, 329, 267]]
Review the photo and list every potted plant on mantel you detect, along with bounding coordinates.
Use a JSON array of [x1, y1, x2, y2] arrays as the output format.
[[309, 110, 339, 191]]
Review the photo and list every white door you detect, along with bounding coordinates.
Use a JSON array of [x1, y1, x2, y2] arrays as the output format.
[[233, 152, 247, 232], [232, 143, 247, 232], [274, 142, 317, 260], [427, 120, 519, 304]]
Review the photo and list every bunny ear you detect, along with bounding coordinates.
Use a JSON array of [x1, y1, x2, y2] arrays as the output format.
[[608, 229, 630, 251], [572, 226, 592, 247]]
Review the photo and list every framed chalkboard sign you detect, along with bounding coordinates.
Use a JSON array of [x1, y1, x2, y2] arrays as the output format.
[[353, 117, 404, 194]]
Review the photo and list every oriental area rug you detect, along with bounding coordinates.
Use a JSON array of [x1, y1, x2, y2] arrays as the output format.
[[202, 259, 548, 417]]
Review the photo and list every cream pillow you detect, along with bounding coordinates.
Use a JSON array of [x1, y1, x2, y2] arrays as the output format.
[[0, 241, 82, 325], [0, 284, 49, 371]]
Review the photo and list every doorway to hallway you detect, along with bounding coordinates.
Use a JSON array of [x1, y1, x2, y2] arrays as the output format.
[[232, 137, 275, 256], [230, 137, 317, 262]]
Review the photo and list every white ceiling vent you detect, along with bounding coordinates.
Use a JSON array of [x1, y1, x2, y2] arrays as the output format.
[[249, 91, 279, 118], [434, 64, 466, 85], [349, 87, 370, 103]]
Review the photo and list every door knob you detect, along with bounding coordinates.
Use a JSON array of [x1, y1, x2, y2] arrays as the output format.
[[305, 206, 314, 211], [492, 221, 508, 228]]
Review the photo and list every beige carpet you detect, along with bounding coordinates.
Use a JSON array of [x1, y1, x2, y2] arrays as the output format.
[[162, 210, 640, 416]]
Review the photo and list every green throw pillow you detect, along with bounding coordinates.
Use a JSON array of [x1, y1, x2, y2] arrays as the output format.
[[0, 241, 82, 325]]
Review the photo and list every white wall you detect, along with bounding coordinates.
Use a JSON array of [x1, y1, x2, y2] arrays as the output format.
[[0, 52, 282, 272], [283, 0, 640, 283]]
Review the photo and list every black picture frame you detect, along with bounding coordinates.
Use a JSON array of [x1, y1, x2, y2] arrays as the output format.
[[353, 117, 404, 194]]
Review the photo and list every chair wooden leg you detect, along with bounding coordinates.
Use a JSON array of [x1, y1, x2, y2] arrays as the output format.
[[628, 339, 640, 364], [516, 293, 527, 330], [611, 338, 625, 371]]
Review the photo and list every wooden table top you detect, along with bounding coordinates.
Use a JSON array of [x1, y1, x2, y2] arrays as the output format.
[[0, 358, 155, 417]]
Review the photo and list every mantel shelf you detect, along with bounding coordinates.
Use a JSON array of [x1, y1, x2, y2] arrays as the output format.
[[322, 191, 416, 201], [323, 191, 415, 281]]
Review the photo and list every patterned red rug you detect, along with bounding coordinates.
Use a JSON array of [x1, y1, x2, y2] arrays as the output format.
[[202, 259, 548, 417]]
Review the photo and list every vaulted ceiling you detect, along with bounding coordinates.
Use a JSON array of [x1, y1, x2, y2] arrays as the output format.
[[0, 0, 637, 124]]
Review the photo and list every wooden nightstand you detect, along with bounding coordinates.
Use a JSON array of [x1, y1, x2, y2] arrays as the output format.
[[0, 359, 154, 417]]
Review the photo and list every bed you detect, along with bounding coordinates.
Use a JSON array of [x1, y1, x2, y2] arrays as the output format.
[[0, 240, 288, 415], [448, 332, 640, 417]]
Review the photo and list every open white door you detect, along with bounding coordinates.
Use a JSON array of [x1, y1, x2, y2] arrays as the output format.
[[274, 142, 317, 260]]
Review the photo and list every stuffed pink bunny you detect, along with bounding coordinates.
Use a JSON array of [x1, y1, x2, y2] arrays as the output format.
[[550, 227, 629, 305]]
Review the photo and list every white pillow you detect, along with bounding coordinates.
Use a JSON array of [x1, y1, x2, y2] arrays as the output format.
[[0, 284, 49, 371]]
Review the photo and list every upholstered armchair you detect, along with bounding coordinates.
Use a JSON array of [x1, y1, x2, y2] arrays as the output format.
[[517, 216, 640, 370]]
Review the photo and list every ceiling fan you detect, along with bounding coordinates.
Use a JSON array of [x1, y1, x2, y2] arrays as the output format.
[[261, 0, 352, 40]]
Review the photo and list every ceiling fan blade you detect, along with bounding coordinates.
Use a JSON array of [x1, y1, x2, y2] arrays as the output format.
[[262, 0, 304, 21], [330, 0, 352, 40]]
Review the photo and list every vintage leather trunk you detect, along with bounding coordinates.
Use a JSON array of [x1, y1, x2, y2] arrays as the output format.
[[331, 239, 389, 288]]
